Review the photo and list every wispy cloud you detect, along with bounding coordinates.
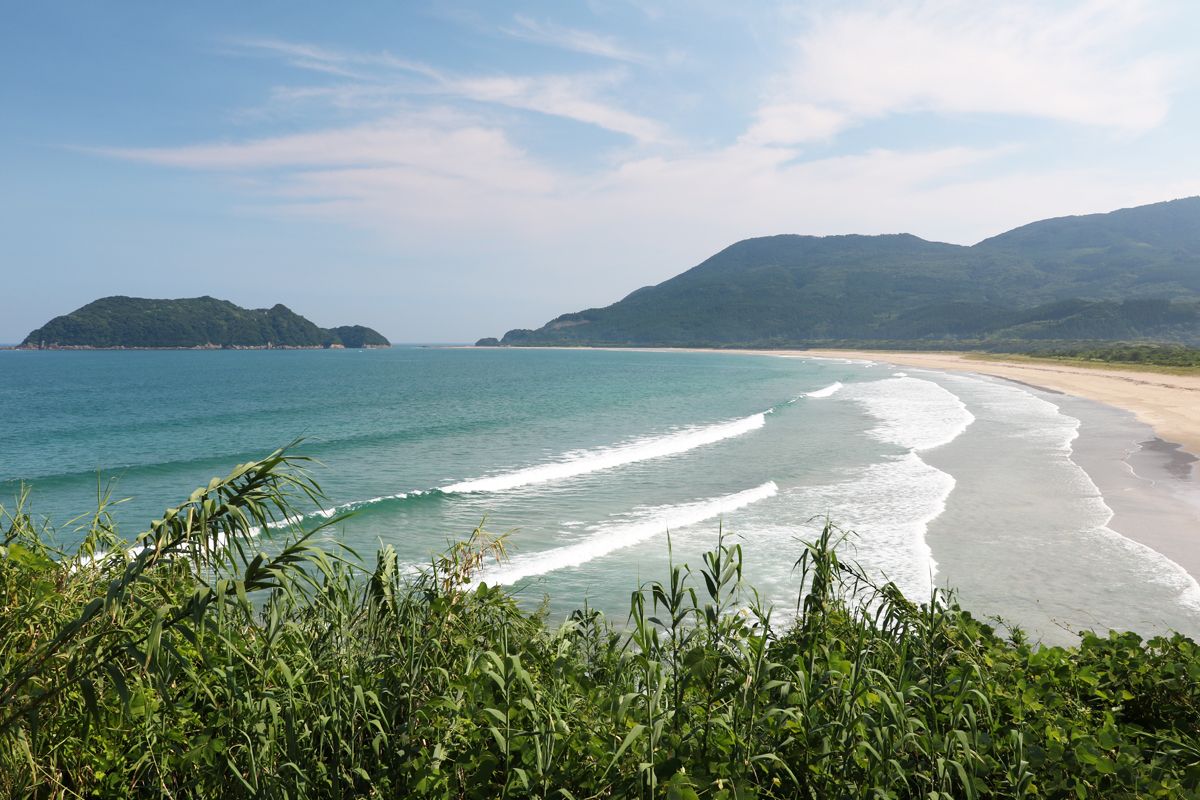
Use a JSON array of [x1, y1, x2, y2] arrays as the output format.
[[451, 71, 666, 143], [90, 114, 558, 192], [226, 38, 371, 80], [97, 105, 1168, 254], [226, 37, 665, 143], [744, 0, 1177, 146], [83, 3, 1200, 329], [501, 15, 653, 64], [98, 1, 1193, 256], [739, 103, 849, 146], [227, 37, 443, 82]]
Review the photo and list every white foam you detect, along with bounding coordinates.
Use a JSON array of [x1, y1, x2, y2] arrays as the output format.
[[1035, 395, 1200, 613], [940, 374, 1200, 616], [476, 481, 778, 586], [847, 377, 974, 452], [770, 376, 974, 599], [792, 355, 857, 364], [442, 412, 767, 494], [805, 381, 843, 398], [786, 452, 954, 600], [254, 491, 413, 532]]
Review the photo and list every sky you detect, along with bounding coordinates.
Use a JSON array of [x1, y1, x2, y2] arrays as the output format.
[[2, 1, 1199, 343]]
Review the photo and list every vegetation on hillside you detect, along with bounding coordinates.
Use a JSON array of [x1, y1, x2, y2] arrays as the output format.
[[326, 324, 391, 348], [3, 451, 1200, 797], [981, 343, 1200, 370], [20, 296, 390, 349], [489, 197, 1200, 348]]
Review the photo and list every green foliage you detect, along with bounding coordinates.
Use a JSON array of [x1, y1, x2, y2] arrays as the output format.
[[326, 324, 391, 348], [994, 342, 1200, 369], [492, 197, 1200, 347], [20, 296, 390, 349], [3, 455, 1200, 797]]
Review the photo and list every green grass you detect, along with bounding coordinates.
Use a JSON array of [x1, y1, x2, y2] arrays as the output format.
[[968, 345, 1200, 377], [3, 450, 1199, 798], [799, 341, 1200, 376]]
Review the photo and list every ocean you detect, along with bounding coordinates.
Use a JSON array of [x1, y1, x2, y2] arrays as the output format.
[[2, 346, 1198, 643]]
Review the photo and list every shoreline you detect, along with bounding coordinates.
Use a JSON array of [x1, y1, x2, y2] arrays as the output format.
[[465, 343, 1200, 463], [781, 348, 1200, 595], [1057, 391, 1200, 589], [480, 345, 1200, 460], [797, 349, 1200, 461], [476, 345, 1200, 595]]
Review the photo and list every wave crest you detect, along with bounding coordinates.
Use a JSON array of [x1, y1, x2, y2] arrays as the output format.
[[442, 412, 766, 494], [848, 377, 974, 452], [476, 481, 778, 586]]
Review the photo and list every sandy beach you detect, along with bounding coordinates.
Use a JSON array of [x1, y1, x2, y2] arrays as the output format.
[[510, 345, 1200, 460], [791, 350, 1200, 460], [779, 349, 1200, 592], [541, 346, 1200, 460]]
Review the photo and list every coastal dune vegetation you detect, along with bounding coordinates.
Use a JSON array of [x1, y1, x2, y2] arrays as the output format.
[[3, 450, 1199, 798]]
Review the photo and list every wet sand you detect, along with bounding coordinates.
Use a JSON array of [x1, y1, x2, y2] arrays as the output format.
[[792, 351, 1200, 592], [801, 350, 1200, 460]]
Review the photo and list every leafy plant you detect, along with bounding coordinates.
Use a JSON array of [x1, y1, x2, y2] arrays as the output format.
[[3, 451, 1199, 798]]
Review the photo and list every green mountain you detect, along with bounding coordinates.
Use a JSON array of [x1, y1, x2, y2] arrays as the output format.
[[20, 296, 390, 349], [487, 197, 1200, 348]]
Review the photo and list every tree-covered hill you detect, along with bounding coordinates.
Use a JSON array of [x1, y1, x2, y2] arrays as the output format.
[[19, 296, 390, 349], [487, 197, 1200, 348]]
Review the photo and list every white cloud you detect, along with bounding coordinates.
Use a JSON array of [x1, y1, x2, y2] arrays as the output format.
[[226, 37, 665, 143], [228, 37, 443, 82], [449, 71, 666, 143], [89, 112, 1200, 340], [92, 115, 559, 197], [755, 0, 1175, 138], [94, 99, 1195, 255], [502, 15, 653, 64], [85, 5, 1199, 338], [740, 103, 848, 146]]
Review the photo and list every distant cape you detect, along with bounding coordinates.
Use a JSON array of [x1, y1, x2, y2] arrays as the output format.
[[480, 196, 1200, 348], [19, 296, 390, 350]]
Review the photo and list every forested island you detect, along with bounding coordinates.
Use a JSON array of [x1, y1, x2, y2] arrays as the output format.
[[18, 296, 390, 349], [483, 197, 1200, 349]]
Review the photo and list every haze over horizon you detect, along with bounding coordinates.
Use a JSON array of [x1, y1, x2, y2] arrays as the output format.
[[3, 1, 1200, 343]]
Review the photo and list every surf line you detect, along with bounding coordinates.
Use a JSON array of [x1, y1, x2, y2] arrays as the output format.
[[258, 409, 773, 528], [475, 481, 779, 586], [805, 381, 843, 399], [841, 376, 975, 595], [784, 381, 844, 405], [441, 410, 768, 494]]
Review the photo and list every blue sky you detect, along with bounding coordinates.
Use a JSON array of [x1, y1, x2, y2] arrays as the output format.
[[3, 1, 1199, 343]]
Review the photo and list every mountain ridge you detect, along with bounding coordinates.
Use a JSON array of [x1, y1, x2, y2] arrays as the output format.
[[485, 197, 1200, 348]]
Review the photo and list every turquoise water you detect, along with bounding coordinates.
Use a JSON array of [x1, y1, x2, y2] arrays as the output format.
[[3, 347, 1199, 640]]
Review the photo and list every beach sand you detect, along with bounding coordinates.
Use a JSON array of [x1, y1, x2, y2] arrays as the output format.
[[800, 350, 1200, 460], [790, 349, 1200, 591]]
